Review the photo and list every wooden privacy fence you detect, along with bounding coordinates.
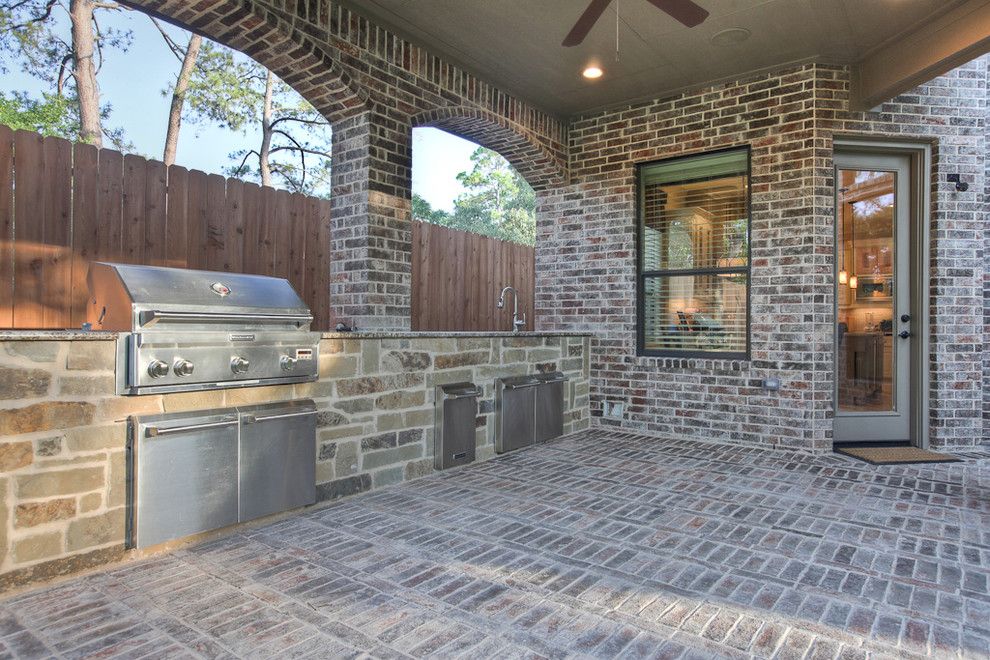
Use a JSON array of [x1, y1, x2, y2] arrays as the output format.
[[0, 126, 535, 332], [0, 126, 333, 330], [411, 221, 535, 331]]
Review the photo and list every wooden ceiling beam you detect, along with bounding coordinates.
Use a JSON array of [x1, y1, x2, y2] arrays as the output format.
[[850, 0, 990, 111]]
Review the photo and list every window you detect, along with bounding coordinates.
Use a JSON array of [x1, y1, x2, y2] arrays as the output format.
[[637, 148, 751, 358]]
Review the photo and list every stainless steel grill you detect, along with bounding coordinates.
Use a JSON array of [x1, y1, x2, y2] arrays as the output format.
[[87, 262, 321, 395]]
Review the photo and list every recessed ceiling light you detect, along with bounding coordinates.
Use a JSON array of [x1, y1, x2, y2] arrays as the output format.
[[583, 65, 604, 80], [710, 27, 751, 47]]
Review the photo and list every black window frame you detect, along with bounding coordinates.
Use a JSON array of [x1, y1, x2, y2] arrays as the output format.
[[635, 145, 752, 360]]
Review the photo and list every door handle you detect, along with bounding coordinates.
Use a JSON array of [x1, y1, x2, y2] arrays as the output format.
[[504, 381, 540, 390], [242, 410, 317, 424], [443, 389, 482, 400], [146, 418, 238, 437], [898, 331, 912, 339]]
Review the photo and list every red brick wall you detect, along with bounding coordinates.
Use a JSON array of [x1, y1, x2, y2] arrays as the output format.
[[537, 61, 987, 451], [126, 0, 568, 330], [124, 0, 988, 450]]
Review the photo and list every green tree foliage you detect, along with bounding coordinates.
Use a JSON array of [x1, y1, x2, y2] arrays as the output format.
[[179, 56, 332, 197], [0, 90, 75, 137], [412, 193, 451, 226], [0, 3, 328, 193], [0, 0, 132, 149], [169, 40, 258, 133], [413, 147, 536, 246]]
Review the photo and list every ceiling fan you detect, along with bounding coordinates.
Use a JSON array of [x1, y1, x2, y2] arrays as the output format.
[[562, 0, 709, 47]]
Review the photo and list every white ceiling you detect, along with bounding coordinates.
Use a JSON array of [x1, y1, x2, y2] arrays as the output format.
[[337, 0, 969, 117]]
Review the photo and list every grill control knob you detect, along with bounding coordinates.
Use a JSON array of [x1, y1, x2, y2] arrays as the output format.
[[230, 356, 250, 374], [173, 359, 195, 377], [147, 360, 170, 379], [280, 355, 298, 371]]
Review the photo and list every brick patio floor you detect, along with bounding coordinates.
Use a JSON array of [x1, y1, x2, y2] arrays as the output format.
[[1, 429, 989, 659]]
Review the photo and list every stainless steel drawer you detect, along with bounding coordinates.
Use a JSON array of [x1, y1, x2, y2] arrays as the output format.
[[238, 400, 317, 521], [129, 409, 240, 548]]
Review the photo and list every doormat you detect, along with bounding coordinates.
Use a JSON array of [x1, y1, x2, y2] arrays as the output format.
[[835, 445, 961, 466]]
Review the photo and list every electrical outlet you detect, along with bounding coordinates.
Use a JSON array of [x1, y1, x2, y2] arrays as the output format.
[[602, 401, 624, 418]]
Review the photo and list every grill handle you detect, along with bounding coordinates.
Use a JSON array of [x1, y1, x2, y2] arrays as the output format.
[[139, 310, 313, 327], [242, 410, 317, 424], [146, 418, 238, 437]]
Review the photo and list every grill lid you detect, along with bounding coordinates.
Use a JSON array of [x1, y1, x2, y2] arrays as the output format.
[[87, 262, 312, 331]]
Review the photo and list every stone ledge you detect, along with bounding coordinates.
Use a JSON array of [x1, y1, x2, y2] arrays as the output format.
[[321, 331, 595, 339], [0, 331, 117, 341]]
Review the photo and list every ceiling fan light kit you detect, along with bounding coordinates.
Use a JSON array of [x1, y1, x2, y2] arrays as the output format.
[[583, 65, 605, 79], [563, 0, 710, 48]]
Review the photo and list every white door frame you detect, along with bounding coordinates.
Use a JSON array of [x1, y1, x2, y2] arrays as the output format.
[[832, 137, 931, 449]]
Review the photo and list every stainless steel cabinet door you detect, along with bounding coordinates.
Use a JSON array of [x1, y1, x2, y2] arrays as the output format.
[[238, 401, 316, 522], [131, 411, 240, 548], [496, 378, 538, 454], [535, 380, 565, 442], [436, 394, 477, 469]]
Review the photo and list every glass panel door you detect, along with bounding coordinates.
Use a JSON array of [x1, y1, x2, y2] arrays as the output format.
[[834, 152, 913, 443], [837, 170, 896, 414]]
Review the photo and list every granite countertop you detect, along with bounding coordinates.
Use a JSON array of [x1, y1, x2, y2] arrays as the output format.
[[320, 331, 594, 339], [0, 330, 593, 341], [0, 330, 118, 341]]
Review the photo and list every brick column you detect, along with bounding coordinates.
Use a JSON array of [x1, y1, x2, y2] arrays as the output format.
[[330, 111, 412, 330]]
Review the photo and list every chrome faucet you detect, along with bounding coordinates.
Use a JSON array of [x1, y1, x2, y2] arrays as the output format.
[[497, 286, 526, 332]]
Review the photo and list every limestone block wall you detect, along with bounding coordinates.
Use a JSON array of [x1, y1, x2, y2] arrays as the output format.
[[305, 334, 590, 499], [0, 332, 590, 590]]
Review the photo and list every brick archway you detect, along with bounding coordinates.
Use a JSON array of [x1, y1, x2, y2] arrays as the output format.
[[412, 107, 568, 191], [120, 0, 367, 123]]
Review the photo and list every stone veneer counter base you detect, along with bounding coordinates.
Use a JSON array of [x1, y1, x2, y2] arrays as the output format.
[[0, 334, 590, 590]]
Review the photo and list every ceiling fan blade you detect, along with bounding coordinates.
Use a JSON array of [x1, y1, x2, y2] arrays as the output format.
[[562, 0, 614, 47], [644, 0, 710, 28]]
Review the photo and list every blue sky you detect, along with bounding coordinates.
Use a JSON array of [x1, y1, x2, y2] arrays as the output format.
[[0, 6, 477, 212]]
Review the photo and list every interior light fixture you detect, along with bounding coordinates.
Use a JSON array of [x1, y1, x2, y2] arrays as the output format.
[[583, 65, 604, 79], [838, 214, 848, 284], [838, 185, 849, 286], [847, 195, 857, 289]]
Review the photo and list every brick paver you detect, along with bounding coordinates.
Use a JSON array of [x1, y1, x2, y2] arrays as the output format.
[[2, 430, 988, 658]]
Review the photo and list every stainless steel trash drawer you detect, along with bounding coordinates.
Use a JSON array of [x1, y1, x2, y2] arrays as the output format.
[[129, 409, 240, 549], [535, 372, 568, 442], [496, 375, 540, 454], [238, 400, 316, 522], [435, 383, 482, 470]]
